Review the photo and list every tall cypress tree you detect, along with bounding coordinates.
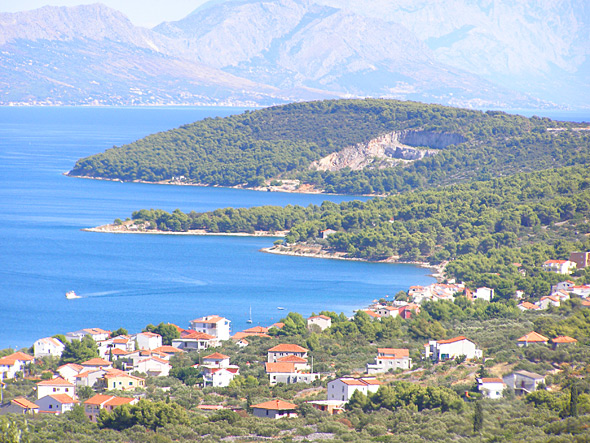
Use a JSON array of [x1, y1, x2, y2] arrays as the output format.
[[473, 401, 484, 433]]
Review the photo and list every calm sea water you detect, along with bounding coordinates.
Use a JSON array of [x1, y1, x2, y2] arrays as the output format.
[[0, 106, 437, 349]]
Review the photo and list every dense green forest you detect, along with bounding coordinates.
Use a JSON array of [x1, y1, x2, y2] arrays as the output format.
[[122, 165, 590, 297], [68, 99, 589, 194]]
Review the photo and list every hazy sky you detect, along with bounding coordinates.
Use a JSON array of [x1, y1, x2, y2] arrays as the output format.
[[0, 0, 215, 27]]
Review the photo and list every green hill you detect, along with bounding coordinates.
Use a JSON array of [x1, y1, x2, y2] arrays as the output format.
[[68, 99, 589, 194]]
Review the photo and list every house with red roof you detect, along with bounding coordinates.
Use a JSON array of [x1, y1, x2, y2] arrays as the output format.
[[0, 352, 35, 380], [477, 378, 505, 399], [265, 361, 319, 385], [551, 336, 577, 349], [172, 331, 220, 351], [542, 259, 576, 275], [150, 346, 184, 357], [195, 352, 240, 387], [366, 348, 412, 374], [81, 357, 112, 370], [74, 368, 108, 388], [424, 336, 482, 362], [518, 301, 540, 311], [0, 397, 39, 415], [65, 328, 110, 343], [134, 355, 171, 377], [189, 315, 231, 341], [36, 377, 75, 400], [376, 306, 400, 318], [537, 295, 561, 310], [251, 399, 298, 419], [33, 337, 65, 358], [267, 344, 308, 363], [36, 394, 78, 414], [517, 332, 549, 347], [102, 369, 145, 391], [307, 315, 332, 331], [57, 363, 84, 384], [327, 377, 383, 402], [84, 394, 138, 422]]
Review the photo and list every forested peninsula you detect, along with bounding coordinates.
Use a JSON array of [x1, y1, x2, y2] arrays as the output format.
[[68, 99, 590, 195]]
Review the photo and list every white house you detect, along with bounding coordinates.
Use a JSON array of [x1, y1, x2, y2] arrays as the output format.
[[97, 336, 134, 358], [376, 306, 400, 318], [134, 356, 171, 377], [189, 315, 231, 341], [197, 352, 240, 387], [251, 399, 298, 419], [0, 352, 35, 380], [424, 336, 482, 362], [542, 260, 577, 275], [537, 295, 561, 310], [84, 394, 138, 423], [327, 378, 383, 402], [172, 331, 220, 350], [33, 337, 65, 358], [57, 363, 84, 384], [265, 362, 319, 385], [35, 394, 78, 414], [65, 328, 110, 342], [36, 377, 75, 400], [473, 287, 494, 302], [307, 315, 332, 331], [135, 332, 162, 350], [267, 344, 308, 362], [75, 369, 108, 388], [477, 378, 505, 399], [503, 371, 545, 395], [366, 348, 412, 374]]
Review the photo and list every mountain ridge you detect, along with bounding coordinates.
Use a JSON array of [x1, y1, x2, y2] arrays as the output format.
[[0, 2, 552, 108]]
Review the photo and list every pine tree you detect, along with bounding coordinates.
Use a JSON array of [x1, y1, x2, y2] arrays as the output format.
[[473, 401, 484, 433]]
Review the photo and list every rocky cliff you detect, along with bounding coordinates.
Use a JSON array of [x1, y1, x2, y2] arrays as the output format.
[[310, 130, 463, 172]]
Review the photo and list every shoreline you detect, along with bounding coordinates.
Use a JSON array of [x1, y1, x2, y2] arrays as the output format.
[[84, 224, 445, 281], [65, 173, 382, 197], [83, 225, 286, 238], [261, 245, 446, 281]]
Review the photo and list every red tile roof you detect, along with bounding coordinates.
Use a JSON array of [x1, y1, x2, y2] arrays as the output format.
[[243, 326, 269, 334], [479, 378, 504, 384], [110, 349, 129, 355], [270, 322, 285, 329], [12, 397, 39, 409], [308, 315, 331, 320], [268, 344, 308, 353], [437, 336, 470, 345], [551, 336, 577, 343], [152, 346, 185, 354], [81, 358, 111, 366], [232, 332, 271, 340], [36, 377, 73, 387], [190, 315, 227, 324], [265, 362, 296, 373], [180, 331, 216, 340], [0, 352, 34, 365], [58, 363, 84, 371], [277, 355, 308, 363], [377, 348, 409, 358], [48, 394, 78, 404], [251, 399, 297, 411], [519, 301, 540, 310], [203, 352, 229, 360], [517, 332, 549, 343]]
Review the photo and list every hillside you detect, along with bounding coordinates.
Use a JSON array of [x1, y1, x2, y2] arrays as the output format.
[[68, 99, 590, 194]]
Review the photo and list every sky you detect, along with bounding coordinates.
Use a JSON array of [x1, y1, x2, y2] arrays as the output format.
[[0, 0, 215, 27]]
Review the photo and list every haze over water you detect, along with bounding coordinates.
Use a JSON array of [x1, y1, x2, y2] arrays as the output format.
[[0, 106, 438, 349]]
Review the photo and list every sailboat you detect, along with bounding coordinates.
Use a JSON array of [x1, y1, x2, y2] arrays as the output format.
[[246, 306, 253, 324]]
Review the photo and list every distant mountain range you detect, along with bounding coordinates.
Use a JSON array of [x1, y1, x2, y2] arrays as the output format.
[[0, 0, 587, 108]]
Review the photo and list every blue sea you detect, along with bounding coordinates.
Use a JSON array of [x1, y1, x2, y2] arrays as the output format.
[[0, 106, 437, 349]]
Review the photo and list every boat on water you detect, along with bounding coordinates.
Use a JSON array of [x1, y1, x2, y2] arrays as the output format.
[[65, 291, 81, 299], [277, 307, 285, 310], [247, 306, 253, 324]]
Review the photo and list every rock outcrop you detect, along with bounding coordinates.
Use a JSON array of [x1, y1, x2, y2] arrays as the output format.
[[311, 130, 464, 172]]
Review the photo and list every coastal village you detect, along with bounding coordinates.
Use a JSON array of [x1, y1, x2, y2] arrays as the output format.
[[1, 251, 589, 433]]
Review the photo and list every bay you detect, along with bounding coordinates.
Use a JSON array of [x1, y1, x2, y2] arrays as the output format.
[[0, 106, 435, 349]]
